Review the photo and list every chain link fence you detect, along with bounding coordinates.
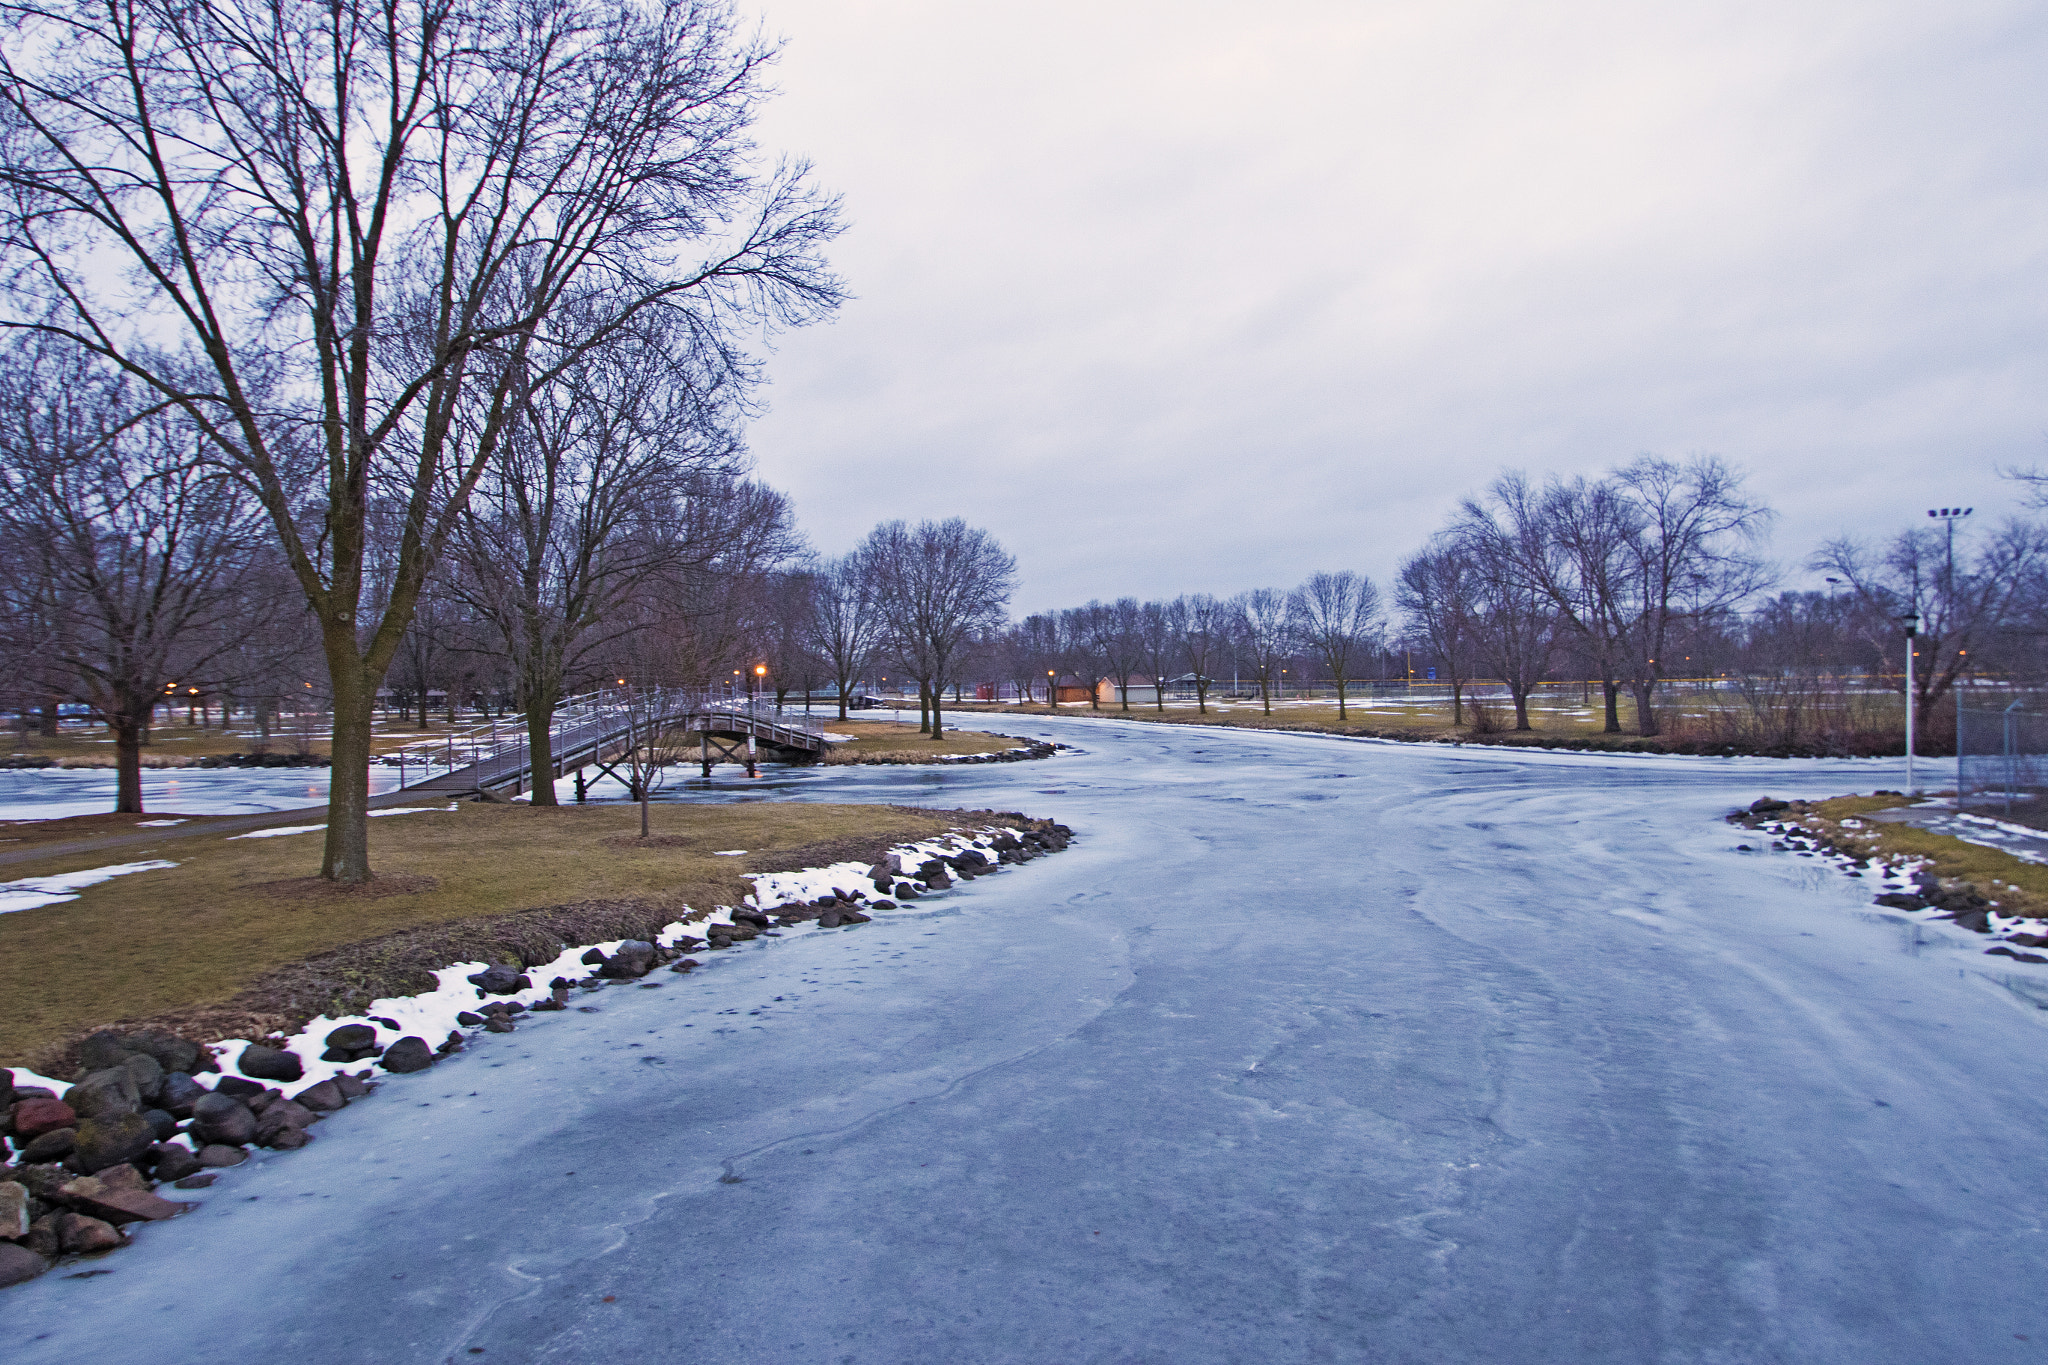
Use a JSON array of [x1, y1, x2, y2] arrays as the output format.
[[1959, 693, 2048, 815]]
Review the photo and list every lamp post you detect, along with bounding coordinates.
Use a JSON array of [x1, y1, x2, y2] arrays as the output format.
[[754, 663, 767, 711], [1047, 670, 1055, 707], [1901, 610, 1921, 795]]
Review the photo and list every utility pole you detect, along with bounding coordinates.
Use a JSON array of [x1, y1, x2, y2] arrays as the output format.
[[1902, 611, 1920, 795]]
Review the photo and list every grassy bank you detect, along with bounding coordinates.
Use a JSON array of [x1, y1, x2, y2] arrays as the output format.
[[0, 799, 1037, 1071], [1756, 793, 2047, 916], [931, 696, 1913, 757], [819, 718, 1022, 763]]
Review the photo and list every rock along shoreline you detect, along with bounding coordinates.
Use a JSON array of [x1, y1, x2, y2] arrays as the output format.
[[0, 820, 1074, 1287]]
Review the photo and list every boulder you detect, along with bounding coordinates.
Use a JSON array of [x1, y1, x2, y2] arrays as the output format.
[[55, 1211, 123, 1253], [244, 1088, 282, 1114], [141, 1109, 177, 1142], [149, 1144, 204, 1183], [324, 1023, 378, 1053], [378, 1037, 435, 1074], [22, 1214, 60, 1258], [466, 965, 530, 995], [0, 1241, 48, 1287], [0, 1180, 29, 1239], [20, 1128, 76, 1163], [264, 1126, 312, 1150], [159, 1072, 207, 1118], [455, 1011, 486, 1027], [253, 1099, 319, 1141], [68, 1112, 154, 1174], [64, 1066, 141, 1120], [669, 958, 700, 974], [173, 1173, 217, 1189], [0, 1067, 12, 1109], [580, 948, 608, 965], [9, 1097, 75, 1142], [56, 1174, 189, 1224], [332, 1074, 371, 1100], [483, 1017, 516, 1033], [213, 1075, 266, 1099], [870, 899, 897, 910], [1951, 908, 1993, 934], [818, 908, 842, 928], [2010, 932, 2048, 948], [237, 1044, 304, 1083], [1874, 893, 1929, 911], [123, 1029, 202, 1076], [194, 1144, 246, 1168], [598, 941, 657, 979], [190, 1093, 258, 1146], [894, 882, 919, 899], [77, 1031, 140, 1072], [122, 1052, 165, 1105], [94, 1163, 148, 1194], [293, 1080, 347, 1112]]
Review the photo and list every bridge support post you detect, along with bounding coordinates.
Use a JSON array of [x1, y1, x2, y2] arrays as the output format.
[[702, 731, 712, 777], [747, 733, 757, 778], [574, 767, 586, 803]]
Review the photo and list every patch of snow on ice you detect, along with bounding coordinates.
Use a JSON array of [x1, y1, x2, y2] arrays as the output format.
[[228, 823, 325, 840]]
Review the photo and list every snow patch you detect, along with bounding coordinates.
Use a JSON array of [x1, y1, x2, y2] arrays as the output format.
[[0, 859, 179, 914]]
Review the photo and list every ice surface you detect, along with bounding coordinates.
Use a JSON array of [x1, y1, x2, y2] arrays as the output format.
[[10, 717, 2040, 1363], [0, 766, 405, 820], [224, 804, 457, 841], [0, 859, 178, 914]]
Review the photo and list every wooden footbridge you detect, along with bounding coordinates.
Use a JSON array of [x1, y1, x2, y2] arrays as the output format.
[[390, 688, 827, 800]]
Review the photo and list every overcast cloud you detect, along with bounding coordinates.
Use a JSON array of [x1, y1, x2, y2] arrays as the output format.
[[740, 0, 2048, 614]]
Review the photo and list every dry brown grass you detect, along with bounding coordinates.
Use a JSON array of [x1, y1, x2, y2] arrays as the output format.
[[0, 798, 1017, 1069], [1802, 794, 2048, 915], [818, 717, 1020, 763]]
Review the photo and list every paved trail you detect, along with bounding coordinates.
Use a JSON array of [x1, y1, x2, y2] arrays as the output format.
[[9, 718, 2037, 1363]]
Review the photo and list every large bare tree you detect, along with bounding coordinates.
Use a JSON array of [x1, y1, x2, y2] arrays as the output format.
[[863, 518, 1015, 739], [1288, 571, 1381, 720], [443, 319, 748, 803], [1396, 538, 1480, 725], [0, 342, 274, 809], [808, 553, 883, 722], [0, 0, 842, 878], [1231, 588, 1292, 715]]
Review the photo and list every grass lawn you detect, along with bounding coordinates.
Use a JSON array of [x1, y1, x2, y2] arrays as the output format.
[[1805, 794, 2048, 914], [0, 798, 1005, 1070], [819, 717, 1022, 763]]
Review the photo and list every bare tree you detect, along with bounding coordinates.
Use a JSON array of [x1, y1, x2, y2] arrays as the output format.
[[809, 554, 883, 721], [1136, 600, 1177, 711], [1229, 589, 1292, 715], [1457, 518, 1558, 731], [1815, 518, 2048, 738], [0, 343, 273, 810], [1166, 594, 1228, 714], [1396, 538, 1481, 725], [862, 519, 1016, 739], [443, 322, 748, 804], [1088, 597, 1148, 711], [0, 0, 843, 879], [1606, 456, 1772, 735], [1288, 571, 1382, 721]]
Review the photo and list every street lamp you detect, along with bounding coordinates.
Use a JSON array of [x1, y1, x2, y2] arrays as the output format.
[[1047, 670, 1055, 707], [754, 663, 767, 710], [1901, 609, 1921, 795]]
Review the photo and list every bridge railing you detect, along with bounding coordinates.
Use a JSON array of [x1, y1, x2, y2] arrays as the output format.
[[387, 686, 824, 789]]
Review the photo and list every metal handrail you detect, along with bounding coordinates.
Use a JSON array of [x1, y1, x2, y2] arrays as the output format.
[[390, 686, 824, 791]]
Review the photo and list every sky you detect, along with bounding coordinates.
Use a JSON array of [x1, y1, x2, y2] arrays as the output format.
[[738, 0, 2048, 616]]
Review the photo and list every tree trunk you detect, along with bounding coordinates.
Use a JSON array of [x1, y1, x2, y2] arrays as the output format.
[[1512, 687, 1532, 731], [524, 697, 559, 806], [1451, 681, 1465, 725], [1195, 681, 1209, 715], [38, 700, 58, 737], [917, 682, 930, 734], [640, 775, 651, 837], [1260, 677, 1271, 715], [1602, 680, 1622, 733], [930, 679, 946, 739], [111, 708, 144, 814], [1632, 682, 1660, 737], [322, 658, 376, 883], [1336, 678, 1348, 720], [837, 677, 850, 722]]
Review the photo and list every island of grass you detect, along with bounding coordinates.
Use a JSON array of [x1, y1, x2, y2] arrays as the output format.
[[816, 717, 1035, 764], [0, 799, 1057, 1074]]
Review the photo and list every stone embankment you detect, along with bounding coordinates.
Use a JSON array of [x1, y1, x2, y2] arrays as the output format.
[[0, 822, 1073, 1287]]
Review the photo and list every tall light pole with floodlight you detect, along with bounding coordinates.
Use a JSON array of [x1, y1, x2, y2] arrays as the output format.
[[1901, 610, 1920, 795]]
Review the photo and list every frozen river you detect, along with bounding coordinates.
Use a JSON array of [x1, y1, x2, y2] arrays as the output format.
[[9, 716, 2036, 1363], [0, 766, 405, 821]]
